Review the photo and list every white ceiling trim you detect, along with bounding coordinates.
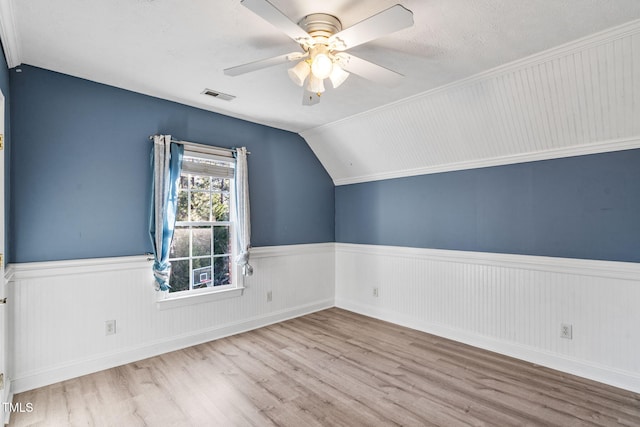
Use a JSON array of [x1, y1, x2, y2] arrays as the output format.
[[331, 136, 640, 185], [302, 18, 640, 186], [0, 0, 21, 67]]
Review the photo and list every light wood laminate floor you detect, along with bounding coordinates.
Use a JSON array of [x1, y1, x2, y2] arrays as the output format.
[[9, 308, 640, 426]]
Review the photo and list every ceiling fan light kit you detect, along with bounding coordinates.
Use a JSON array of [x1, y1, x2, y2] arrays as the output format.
[[225, 0, 414, 105], [291, 13, 348, 94], [289, 40, 349, 93], [287, 60, 310, 86], [309, 51, 333, 80], [329, 62, 350, 89], [307, 74, 325, 93]]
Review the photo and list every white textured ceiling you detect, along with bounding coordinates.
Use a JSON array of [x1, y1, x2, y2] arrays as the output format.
[[1, 0, 640, 183]]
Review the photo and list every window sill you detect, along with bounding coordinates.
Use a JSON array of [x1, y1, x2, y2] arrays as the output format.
[[156, 286, 245, 310]]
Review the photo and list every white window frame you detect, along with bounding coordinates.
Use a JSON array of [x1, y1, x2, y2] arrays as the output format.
[[158, 148, 244, 310]]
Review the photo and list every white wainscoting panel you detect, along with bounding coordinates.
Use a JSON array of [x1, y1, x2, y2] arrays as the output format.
[[10, 242, 640, 395], [335, 243, 640, 393], [2, 268, 13, 425], [8, 243, 335, 393]]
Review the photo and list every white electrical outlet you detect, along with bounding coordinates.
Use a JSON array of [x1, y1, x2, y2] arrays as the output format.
[[560, 323, 572, 339], [373, 287, 379, 297], [105, 320, 116, 336], [267, 291, 272, 302]]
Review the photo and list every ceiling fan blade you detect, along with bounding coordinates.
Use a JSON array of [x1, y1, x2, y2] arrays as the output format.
[[224, 52, 304, 76], [328, 4, 413, 51], [241, 0, 312, 44], [302, 90, 321, 106], [338, 54, 404, 87]]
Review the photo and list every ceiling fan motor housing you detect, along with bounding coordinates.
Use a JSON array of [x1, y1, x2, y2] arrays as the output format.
[[299, 13, 342, 43]]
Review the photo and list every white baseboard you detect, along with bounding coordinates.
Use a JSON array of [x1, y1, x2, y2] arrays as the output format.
[[12, 299, 333, 394], [1, 380, 12, 425], [336, 298, 640, 394]]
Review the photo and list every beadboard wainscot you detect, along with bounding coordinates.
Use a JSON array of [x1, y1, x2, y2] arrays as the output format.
[[2, 266, 13, 425], [335, 243, 640, 393], [9, 243, 335, 393]]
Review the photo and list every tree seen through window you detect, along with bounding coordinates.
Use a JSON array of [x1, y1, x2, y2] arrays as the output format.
[[169, 172, 233, 293]]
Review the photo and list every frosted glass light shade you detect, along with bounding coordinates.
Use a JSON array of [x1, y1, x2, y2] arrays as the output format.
[[329, 64, 349, 88], [311, 53, 333, 79], [306, 74, 325, 93], [288, 61, 310, 87]]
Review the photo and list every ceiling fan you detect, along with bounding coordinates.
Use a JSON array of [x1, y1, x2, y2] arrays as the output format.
[[224, 0, 414, 105]]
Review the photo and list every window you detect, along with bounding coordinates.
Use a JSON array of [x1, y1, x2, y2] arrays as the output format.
[[168, 152, 236, 294]]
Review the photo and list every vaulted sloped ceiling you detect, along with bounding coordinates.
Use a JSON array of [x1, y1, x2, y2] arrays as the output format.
[[0, 1, 639, 185], [303, 20, 640, 184]]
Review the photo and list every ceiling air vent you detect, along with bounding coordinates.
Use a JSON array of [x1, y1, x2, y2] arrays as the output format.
[[201, 88, 235, 101]]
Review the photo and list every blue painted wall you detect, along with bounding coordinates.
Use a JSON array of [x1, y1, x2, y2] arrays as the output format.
[[336, 150, 640, 263], [0, 44, 10, 266], [10, 65, 334, 262], [10, 65, 639, 264]]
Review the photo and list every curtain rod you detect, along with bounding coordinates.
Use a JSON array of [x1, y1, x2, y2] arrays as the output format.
[[148, 135, 250, 155]]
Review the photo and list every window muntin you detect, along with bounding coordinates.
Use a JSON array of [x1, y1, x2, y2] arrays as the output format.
[[168, 157, 235, 294]]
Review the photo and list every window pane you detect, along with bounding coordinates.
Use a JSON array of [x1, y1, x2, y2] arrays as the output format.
[[170, 227, 189, 258], [176, 190, 188, 222], [190, 191, 211, 221], [213, 192, 230, 221], [192, 227, 212, 257], [169, 160, 236, 293], [169, 259, 190, 293], [213, 226, 230, 255], [192, 259, 212, 289], [191, 176, 210, 190], [212, 178, 230, 192], [192, 257, 210, 269], [213, 256, 231, 286]]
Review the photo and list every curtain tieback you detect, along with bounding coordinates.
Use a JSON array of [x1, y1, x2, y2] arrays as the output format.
[[152, 260, 172, 291], [236, 251, 253, 276]]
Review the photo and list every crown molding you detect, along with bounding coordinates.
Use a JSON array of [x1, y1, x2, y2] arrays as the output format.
[[0, 0, 21, 67], [333, 136, 640, 185]]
